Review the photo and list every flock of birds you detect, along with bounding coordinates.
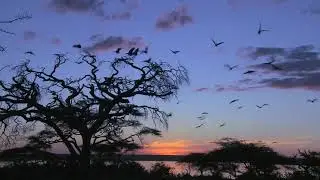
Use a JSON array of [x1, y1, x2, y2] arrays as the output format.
[[179, 22, 318, 129], [4, 21, 318, 134]]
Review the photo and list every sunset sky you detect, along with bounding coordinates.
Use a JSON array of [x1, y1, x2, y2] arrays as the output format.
[[1, 0, 320, 156]]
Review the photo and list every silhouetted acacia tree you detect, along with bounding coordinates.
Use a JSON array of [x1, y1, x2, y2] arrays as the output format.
[[291, 150, 320, 179], [0, 13, 31, 52], [213, 138, 283, 178], [178, 153, 206, 175], [0, 51, 189, 174], [149, 162, 174, 179]]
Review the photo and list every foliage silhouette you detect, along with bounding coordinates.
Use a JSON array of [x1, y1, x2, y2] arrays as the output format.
[[0, 51, 189, 177]]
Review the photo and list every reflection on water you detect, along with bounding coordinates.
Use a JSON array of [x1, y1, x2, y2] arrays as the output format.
[[138, 161, 198, 175]]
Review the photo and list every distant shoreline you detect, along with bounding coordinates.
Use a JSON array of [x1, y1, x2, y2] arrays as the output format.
[[0, 153, 300, 165]]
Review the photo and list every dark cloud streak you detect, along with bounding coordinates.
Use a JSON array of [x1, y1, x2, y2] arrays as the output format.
[[155, 5, 193, 30], [49, 0, 105, 16], [239, 44, 320, 91], [85, 36, 145, 53], [48, 0, 137, 20]]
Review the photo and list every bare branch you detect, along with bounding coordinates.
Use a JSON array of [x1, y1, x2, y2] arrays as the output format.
[[0, 14, 32, 24], [0, 52, 189, 168]]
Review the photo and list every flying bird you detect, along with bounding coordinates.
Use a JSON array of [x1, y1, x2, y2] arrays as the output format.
[[271, 64, 283, 71], [197, 116, 206, 121], [243, 70, 256, 74], [141, 46, 148, 54], [0, 46, 5, 52], [272, 141, 278, 144], [224, 64, 238, 71], [24, 51, 35, 55], [170, 49, 180, 54], [126, 47, 136, 56], [211, 38, 224, 47], [229, 99, 239, 104], [201, 112, 208, 115], [0, 65, 10, 72], [256, 104, 269, 108], [115, 48, 122, 54], [132, 48, 139, 56], [72, 44, 82, 48], [307, 98, 318, 103], [258, 22, 270, 35], [143, 58, 152, 63], [219, 122, 226, 128], [237, 106, 244, 109], [195, 123, 205, 128], [262, 59, 276, 65]]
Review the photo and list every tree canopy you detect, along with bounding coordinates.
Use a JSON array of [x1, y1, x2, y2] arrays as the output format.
[[0, 50, 189, 171]]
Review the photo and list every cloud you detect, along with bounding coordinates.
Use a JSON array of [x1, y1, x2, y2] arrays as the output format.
[[239, 46, 286, 60], [227, 0, 288, 8], [301, 1, 320, 15], [23, 31, 37, 41], [104, 11, 132, 20], [194, 88, 210, 92], [48, 0, 137, 20], [85, 36, 145, 52], [214, 84, 264, 92], [155, 5, 193, 31], [258, 72, 320, 91], [89, 33, 103, 41], [48, 0, 105, 16], [51, 37, 62, 45], [242, 44, 319, 61], [240, 44, 320, 91], [249, 59, 320, 74]]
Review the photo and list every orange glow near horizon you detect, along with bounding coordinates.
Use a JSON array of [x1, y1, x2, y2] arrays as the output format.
[[139, 140, 215, 155], [137, 137, 320, 156]]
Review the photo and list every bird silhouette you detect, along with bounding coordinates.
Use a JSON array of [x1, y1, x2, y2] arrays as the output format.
[[143, 58, 151, 63], [229, 99, 239, 104], [262, 59, 276, 65], [256, 104, 269, 108], [170, 49, 180, 54], [307, 98, 318, 103], [243, 70, 256, 74], [201, 112, 208, 115], [72, 44, 82, 48], [197, 116, 206, 121], [0, 65, 10, 72], [141, 46, 148, 54], [126, 47, 135, 56], [219, 122, 226, 128], [132, 48, 139, 56], [237, 106, 244, 109], [115, 48, 122, 54], [195, 123, 205, 128], [211, 38, 224, 47], [0, 46, 5, 52], [25, 51, 35, 55], [224, 64, 238, 71], [271, 64, 283, 71], [258, 22, 270, 35], [262, 59, 283, 71], [272, 141, 278, 144]]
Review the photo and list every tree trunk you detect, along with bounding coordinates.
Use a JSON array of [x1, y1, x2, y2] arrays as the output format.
[[80, 134, 91, 179]]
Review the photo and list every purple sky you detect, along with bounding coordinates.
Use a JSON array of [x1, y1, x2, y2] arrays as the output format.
[[1, 0, 320, 155]]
